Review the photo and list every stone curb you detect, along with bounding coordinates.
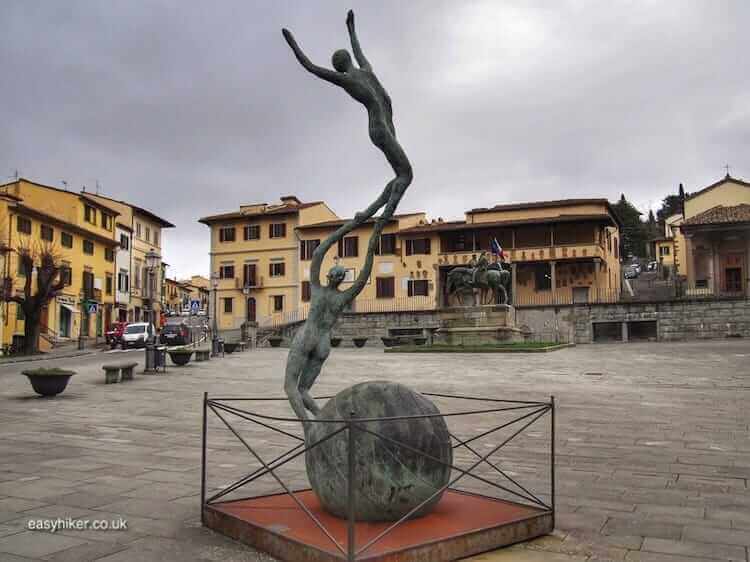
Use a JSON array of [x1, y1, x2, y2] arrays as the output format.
[[0, 350, 94, 365], [384, 343, 576, 353]]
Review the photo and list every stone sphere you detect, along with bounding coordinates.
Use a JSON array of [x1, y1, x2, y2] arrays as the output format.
[[305, 381, 452, 522]]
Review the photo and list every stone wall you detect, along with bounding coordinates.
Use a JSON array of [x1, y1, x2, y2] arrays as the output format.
[[572, 298, 750, 343], [272, 298, 750, 346], [280, 310, 441, 347]]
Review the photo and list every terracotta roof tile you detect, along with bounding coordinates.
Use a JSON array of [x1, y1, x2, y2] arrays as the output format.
[[683, 204, 750, 226]]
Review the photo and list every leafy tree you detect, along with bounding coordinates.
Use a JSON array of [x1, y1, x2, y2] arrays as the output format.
[[656, 183, 688, 225], [2, 243, 66, 355], [612, 194, 648, 258]]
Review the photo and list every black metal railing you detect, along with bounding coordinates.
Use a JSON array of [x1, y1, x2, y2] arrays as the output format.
[[201, 392, 555, 561]]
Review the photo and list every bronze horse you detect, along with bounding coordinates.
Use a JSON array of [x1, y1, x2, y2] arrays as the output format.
[[446, 264, 512, 306]]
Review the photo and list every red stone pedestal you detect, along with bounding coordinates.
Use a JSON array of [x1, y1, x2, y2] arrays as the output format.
[[203, 489, 552, 561]]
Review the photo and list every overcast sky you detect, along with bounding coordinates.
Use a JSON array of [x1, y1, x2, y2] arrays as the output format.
[[2, 1, 748, 278]]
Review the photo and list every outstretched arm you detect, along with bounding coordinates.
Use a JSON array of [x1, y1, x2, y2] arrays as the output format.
[[346, 10, 371, 71], [282, 28, 347, 86], [309, 211, 373, 288], [342, 218, 387, 301]]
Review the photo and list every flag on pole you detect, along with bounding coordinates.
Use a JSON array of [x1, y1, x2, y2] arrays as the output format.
[[490, 238, 504, 259]]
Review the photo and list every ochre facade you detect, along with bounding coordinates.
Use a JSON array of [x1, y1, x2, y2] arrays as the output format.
[[201, 196, 622, 331]]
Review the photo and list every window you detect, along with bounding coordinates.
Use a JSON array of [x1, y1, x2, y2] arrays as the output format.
[[17, 258, 27, 276], [40, 224, 53, 242], [223, 297, 233, 313], [106, 274, 113, 295], [269, 223, 286, 238], [105, 247, 115, 262], [273, 295, 284, 312], [377, 233, 397, 255], [83, 240, 94, 255], [61, 232, 73, 248], [133, 262, 141, 289], [136, 222, 142, 238], [243, 263, 257, 286], [269, 262, 285, 277], [405, 238, 431, 255], [118, 270, 129, 292], [244, 224, 261, 240], [614, 238, 619, 259], [337, 236, 359, 258], [101, 214, 113, 230], [659, 245, 671, 256], [16, 216, 31, 234], [60, 265, 72, 286], [219, 226, 236, 242], [82, 270, 95, 299], [120, 234, 129, 250], [153, 230, 159, 246], [16, 305, 25, 321], [145, 227, 151, 242], [300, 239, 320, 260], [84, 205, 96, 224], [301, 281, 311, 302], [219, 264, 235, 279], [376, 277, 395, 298], [533, 264, 552, 291], [407, 279, 429, 297]]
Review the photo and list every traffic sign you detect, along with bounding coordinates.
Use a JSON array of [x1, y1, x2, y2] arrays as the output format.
[[190, 300, 200, 314], [87, 302, 98, 314]]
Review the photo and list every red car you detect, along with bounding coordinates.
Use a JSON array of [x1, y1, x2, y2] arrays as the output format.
[[105, 321, 128, 348]]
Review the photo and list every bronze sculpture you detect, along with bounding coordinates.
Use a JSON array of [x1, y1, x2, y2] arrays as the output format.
[[281, 11, 452, 522], [282, 10, 413, 421]]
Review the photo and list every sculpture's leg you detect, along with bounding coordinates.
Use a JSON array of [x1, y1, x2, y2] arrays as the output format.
[[284, 349, 310, 421]]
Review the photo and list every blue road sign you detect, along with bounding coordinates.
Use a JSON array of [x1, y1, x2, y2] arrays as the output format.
[[190, 299, 200, 313]]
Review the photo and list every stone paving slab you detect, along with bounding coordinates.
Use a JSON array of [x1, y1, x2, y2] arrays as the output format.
[[0, 340, 748, 561]]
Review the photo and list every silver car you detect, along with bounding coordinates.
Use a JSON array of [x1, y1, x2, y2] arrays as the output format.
[[121, 322, 156, 349]]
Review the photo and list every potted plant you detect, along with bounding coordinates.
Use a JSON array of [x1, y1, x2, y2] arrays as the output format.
[[168, 347, 193, 366], [224, 342, 238, 353], [352, 337, 368, 348], [330, 337, 342, 348], [268, 336, 283, 348], [22, 368, 76, 397], [381, 336, 399, 347]]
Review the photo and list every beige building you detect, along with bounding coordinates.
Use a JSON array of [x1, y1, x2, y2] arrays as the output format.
[[679, 174, 750, 296], [87, 194, 174, 324], [201, 196, 622, 332]]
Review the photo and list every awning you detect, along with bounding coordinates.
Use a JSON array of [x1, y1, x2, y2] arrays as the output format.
[[59, 303, 78, 313]]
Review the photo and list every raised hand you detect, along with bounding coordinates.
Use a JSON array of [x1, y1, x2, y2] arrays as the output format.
[[346, 10, 354, 30]]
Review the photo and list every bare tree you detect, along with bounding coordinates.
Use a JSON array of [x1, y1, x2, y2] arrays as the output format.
[[2, 242, 66, 354]]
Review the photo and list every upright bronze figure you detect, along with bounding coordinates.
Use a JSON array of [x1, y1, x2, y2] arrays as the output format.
[[281, 11, 451, 522]]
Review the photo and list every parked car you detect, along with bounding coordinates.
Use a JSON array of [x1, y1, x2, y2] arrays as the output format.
[[647, 261, 658, 271], [105, 321, 128, 348], [160, 323, 193, 346], [121, 323, 156, 349], [624, 267, 639, 279]]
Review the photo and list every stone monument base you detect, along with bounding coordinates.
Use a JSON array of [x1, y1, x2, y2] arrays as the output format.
[[435, 304, 524, 345], [204, 489, 552, 562]]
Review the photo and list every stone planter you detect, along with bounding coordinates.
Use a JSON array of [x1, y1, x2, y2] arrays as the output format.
[[224, 343, 238, 354], [22, 369, 76, 397], [381, 337, 399, 347], [168, 350, 193, 366], [352, 337, 368, 348], [412, 337, 428, 346], [268, 337, 283, 348], [330, 337, 342, 348]]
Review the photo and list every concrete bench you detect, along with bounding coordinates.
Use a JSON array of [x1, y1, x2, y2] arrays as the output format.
[[237, 341, 248, 352], [195, 348, 211, 362], [102, 362, 138, 384]]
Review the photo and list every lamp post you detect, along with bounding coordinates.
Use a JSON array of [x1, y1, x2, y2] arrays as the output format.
[[211, 273, 219, 355], [145, 250, 159, 327]]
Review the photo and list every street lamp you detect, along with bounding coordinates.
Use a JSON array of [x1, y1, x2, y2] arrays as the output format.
[[211, 272, 220, 355], [145, 250, 159, 325]]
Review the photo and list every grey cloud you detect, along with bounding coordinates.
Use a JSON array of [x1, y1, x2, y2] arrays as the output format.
[[2, 1, 748, 277]]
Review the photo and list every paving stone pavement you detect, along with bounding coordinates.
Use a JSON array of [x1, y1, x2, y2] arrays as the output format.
[[0, 340, 748, 561]]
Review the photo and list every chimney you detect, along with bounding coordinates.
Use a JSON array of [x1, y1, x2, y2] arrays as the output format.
[[280, 195, 301, 207]]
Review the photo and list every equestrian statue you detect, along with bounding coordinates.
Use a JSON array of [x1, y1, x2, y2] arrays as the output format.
[[446, 251, 513, 306]]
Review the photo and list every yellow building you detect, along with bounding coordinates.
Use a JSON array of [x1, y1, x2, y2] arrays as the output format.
[[199, 196, 337, 331], [178, 275, 210, 312], [202, 196, 622, 332], [87, 193, 174, 324], [680, 174, 750, 296], [0, 179, 120, 349]]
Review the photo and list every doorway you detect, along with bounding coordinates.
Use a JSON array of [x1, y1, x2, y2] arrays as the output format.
[[246, 297, 256, 322], [725, 267, 743, 293], [59, 306, 72, 338]]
